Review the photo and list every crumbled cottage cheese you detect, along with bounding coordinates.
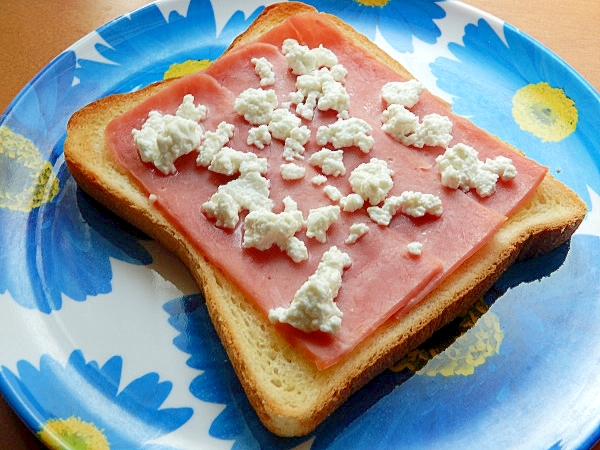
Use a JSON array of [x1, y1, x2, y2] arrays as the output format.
[[289, 66, 350, 120], [407, 241, 423, 256], [264, 107, 311, 160], [345, 223, 369, 244], [348, 158, 394, 205], [435, 143, 517, 197], [269, 108, 302, 140], [281, 39, 351, 120], [132, 94, 206, 175], [380, 104, 418, 143], [306, 205, 341, 243], [283, 125, 311, 161], [311, 174, 328, 186], [196, 121, 235, 167], [252, 56, 276, 87], [339, 193, 365, 212], [281, 38, 338, 75], [201, 171, 273, 229], [323, 185, 343, 202], [316, 117, 374, 153], [309, 149, 346, 177], [234, 88, 278, 125], [397, 191, 443, 217], [242, 196, 308, 263], [176, 94, 208, 121], [381, 79, 425, 108], [207, 147, 267, 176], [367, 191, 443, 225], [247, 125, 271, 149], [268, 246, 352, 334], [280, 162, 306, 180], [381, 104, 453, 148]]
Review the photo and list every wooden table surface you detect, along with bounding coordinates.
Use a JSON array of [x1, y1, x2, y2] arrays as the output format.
[[0, 1, 598, 448]]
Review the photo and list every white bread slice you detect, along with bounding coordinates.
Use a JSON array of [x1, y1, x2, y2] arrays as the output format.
[[64, 2, 587, 437]]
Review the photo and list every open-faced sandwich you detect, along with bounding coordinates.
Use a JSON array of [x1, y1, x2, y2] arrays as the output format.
[[64, 1, 587, 437]]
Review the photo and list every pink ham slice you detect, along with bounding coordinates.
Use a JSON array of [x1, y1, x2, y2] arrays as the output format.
[[266, 13, 548, 218], [106, 13, 546, 368], [106, 67, 445, 369]]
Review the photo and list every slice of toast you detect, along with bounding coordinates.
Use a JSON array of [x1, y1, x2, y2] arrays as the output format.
[[64, 2, 587, 437]]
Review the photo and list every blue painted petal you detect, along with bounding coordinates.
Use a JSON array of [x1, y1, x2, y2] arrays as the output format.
[[1, 350, 192, 448], [117, 374, 172, 411], [0, 161, 152, 312], [303, 0, 445, 52], [378, 0, 445, 51]]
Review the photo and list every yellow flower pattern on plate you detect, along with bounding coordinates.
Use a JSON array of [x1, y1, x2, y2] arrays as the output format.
[[512, 82, 578, 142], [0, 126, 60, 212], [37, 416, 110, 450], [391, 299, 504, 376], [164, 59, 213, 79]]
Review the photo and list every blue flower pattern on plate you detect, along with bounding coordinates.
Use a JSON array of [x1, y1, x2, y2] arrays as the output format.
[[0, 161, 152, 313], [430, 19, 600, 204], [75, 0, 263, 97], [302, 0, 446, 53], [0, 350, 193, 449], [0, 0, 264, 313]]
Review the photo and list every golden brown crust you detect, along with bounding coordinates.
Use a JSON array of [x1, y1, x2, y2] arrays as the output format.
[[64, 1, 587, 437]]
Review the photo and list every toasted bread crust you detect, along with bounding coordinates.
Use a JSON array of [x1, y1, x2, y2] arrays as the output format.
[[64, 2, 587, 437]]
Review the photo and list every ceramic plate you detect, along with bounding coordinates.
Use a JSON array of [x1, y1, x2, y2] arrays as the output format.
[[1, 0, 599, 448]]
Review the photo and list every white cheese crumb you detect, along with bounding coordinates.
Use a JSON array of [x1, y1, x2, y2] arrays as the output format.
[[396, 191, 443, 218], [207, 147, 268, 176], [148, 193, 158, 204], [268, 246, 351, 334], [407, 241, 423, 256], [323, 185, 343, 202], [306, 205, 341, 243], [234, 88, 278, 125], [268, 108, 302, 140], [407, 113, 453, 148], [367, 191, 443, 225], [435, 143, 517, 197], [176, 94, 208, 121], [483, 155, 518, 181], [339, 193, 365, 212], [196, 121, 235, 167], [251, 56, 276, 87], [311, 174, 328, 186], [345, 223, 369, 244], [289, 65, 350, 120], [280, 162, 306, 180], [133, 96, 206, 175], [348, 158, 394, 205], [242, 196, 308, 263], [201, 171, 273, 228], [247, 125, 271, 149], [309, 149, 346, 177], [317, 72, 351, 118], [381, 104, 452, 148], [283, 125, 311, 161], [380, 104, 419, 144], [366, 203, 394, 226], [316, 117, 374, 153], [381, 80, 425, 108], [281, 39, 338, 75]]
